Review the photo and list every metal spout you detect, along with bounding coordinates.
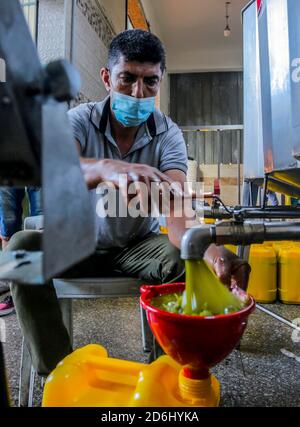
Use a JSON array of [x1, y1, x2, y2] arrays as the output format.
[[181, 221, 300, 260], [181, 225, 214, 260]]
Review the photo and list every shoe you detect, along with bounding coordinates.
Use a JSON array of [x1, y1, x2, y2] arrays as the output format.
[[0, 295, 15, 316]]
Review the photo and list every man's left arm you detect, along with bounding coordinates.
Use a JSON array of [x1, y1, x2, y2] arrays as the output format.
[[163, 170, 251, 291]]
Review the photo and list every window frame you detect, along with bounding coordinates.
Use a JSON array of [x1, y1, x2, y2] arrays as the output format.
[[20, 0, 39, 43]]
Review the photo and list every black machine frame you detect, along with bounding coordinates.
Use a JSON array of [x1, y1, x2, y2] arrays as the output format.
[[0, 0, 97, 406]]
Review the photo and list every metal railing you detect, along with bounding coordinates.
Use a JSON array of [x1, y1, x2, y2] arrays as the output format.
[[180, 125, 243, 204]]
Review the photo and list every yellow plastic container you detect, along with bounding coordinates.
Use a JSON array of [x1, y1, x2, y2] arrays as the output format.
[[159, 225, 168, 234], [278, 246, 300, 304], [271, 241, 296, 256], [204, 218, 216, 224], [263, 241, 274, 247], [42, 345, 220, 407], [247, 244, 277, 303], [224, 244, 238, 255]]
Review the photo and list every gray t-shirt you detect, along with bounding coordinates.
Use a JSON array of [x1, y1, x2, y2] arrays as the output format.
[[68, 96, 188, 249]]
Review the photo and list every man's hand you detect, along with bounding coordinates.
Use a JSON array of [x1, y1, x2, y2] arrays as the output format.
[[80, 158, 183, 213], [81, 158, 175, 190], [204, 244, 251, 291]]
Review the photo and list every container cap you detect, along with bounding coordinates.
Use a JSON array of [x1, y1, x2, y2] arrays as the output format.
[[250, 244, 276, 258], [278, 246, 300, 259]]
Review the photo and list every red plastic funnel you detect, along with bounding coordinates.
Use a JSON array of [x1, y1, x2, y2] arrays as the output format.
[[140, 283, 255, 379]]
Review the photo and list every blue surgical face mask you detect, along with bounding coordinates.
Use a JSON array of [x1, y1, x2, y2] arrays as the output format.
[[111, 91, 156, 127]]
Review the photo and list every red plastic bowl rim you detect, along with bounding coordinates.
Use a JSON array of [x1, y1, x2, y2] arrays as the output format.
[[140, 283, 255, 322]]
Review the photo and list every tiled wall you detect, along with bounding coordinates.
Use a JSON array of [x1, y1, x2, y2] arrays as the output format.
[[38, 0, 125, 104], [72, 0, 113, 102], [37, 0, 65, 64]]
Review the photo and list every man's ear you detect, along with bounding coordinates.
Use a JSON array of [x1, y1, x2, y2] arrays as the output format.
[[100, 67, 111, 92]]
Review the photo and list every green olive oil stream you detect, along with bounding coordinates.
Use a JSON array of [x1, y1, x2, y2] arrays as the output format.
[[182, 260, 244, 315], [152, 259, 244, 316]]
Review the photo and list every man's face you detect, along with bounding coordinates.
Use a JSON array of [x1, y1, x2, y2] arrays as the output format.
[[101, 55, 163, 98]]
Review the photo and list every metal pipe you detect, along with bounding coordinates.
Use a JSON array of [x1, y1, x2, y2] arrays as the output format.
[[203, 205, 300, 220], [181, 220, 300, 260], [237, 244, 250, 260], [262, 174, 269, 209], [217, 131, 221, 180], [181, 225, 214, 260], [214, 221, 266, 246], [237, 129, 241, 205], [256, 304, 300, 331], [180, 125, 244, 131], [249, 181, 254, 205], [241, 209, 300, 219], [264, 221, 300, 240], [0, 343, 9, 407], [202, 206, 232, 219]]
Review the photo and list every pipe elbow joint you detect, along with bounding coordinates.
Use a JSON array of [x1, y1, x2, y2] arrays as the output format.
[[181, 225, 215, 260]]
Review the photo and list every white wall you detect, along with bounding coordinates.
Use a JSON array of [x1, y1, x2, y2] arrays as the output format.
[[167, 49, 243, 73], [141, 0, 245, 73], [140, 0, 170, 115], [37, 0, 65, 64], [100, 0, 126, 34]]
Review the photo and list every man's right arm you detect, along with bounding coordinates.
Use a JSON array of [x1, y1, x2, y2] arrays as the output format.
[[75, 138, 174, 192]]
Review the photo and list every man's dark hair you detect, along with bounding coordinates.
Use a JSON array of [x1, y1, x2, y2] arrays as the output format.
[[108, 29, 166, 72]]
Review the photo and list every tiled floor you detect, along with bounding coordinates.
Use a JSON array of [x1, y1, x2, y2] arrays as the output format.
[[2, 297, 300, 407]]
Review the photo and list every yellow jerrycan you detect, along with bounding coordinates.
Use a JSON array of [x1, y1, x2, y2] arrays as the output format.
[[247, 244, 277, 303], [278, 246, 300, 304], [271, 241, 295, 256], [42, 344, 219, 407]]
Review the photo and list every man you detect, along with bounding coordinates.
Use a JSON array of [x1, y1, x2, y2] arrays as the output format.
[[6, 30, 250, 375]]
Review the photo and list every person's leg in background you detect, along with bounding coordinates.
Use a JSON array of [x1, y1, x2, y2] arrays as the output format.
[[0, 187, 24, 249], [0, 187, 25, 315], [26, 187, 42, 217]]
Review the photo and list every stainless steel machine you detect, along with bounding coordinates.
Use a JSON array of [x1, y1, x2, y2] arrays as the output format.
[[243, 0, 300, 199], [183, 0, 300, 332]]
